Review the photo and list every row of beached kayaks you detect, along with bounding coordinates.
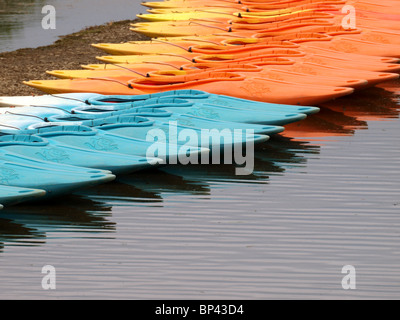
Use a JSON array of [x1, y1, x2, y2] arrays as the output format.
[[1, 0, 400, 209], [0, 91, 315, 208], [22, 0, 400, 104]]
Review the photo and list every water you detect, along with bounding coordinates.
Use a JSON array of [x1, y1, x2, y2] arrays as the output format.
[[0, 0, 152, 53], [0, 81, 399, 299]]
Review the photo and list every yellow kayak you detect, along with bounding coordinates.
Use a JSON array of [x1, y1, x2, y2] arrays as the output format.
[[137, 10, 240, 22], [141, 0, 246, 9], [130, 17, 332, 38], [96, 53, 203, 65], [80, 63, 137, 70], [92, 38, 298, 56], [141, 0, 344, 11], [47, 62, 177, 79], [147, 7, 243, 14]]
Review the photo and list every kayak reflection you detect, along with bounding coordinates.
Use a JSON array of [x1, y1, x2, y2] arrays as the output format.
[[0, 194, 114, 250]]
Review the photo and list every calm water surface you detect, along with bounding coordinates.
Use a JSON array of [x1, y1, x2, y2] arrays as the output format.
[[0, 81, 399, 299], [0, 0, 152, 53], [0, 0, 400, 301]]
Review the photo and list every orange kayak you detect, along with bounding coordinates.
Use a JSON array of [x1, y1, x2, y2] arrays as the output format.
[[92, 32, 400, 64], [291, 26, 400, 46], [25, 70, 354, 106], [103, 50, 400, 74], [222, 33, 400, 63], [81, 59, 399, 89], [47, 61, 369, 90], [255, 29, 400, 58]]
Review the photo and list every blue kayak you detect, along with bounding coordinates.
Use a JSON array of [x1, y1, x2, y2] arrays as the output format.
[[71, 104, 286, 135], [41, 114, 270, 150], [0, 148, 111, 175], [0, 158, 115, 198], [0, 90, 320, 115], [11, 124, 210, 165], [0, 104, 285, 136], [87, 92, 320, 116], [1, 95, 306, 127], [0, 134, 161, 174], [72, 97, 307, 126], [0, 185, 46, 206], [68, 98, 307, 126]]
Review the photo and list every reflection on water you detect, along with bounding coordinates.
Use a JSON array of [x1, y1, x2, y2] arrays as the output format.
[[0, 135, 320, 248], [0, 80, 399, 299], [0, 195, 115, 251], [282, 85, 400, 140], [0, 0, 149, 52]]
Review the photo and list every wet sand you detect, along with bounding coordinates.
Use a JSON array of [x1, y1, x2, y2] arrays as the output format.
[[0, 20, 148, 96]]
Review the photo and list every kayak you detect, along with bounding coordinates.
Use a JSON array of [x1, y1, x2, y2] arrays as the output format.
[[291, 26, 400, 46], [0, 154, 116, 198], [95, 47, 306, 63], [0, 104, 283, 136], [91, 34, 400, 65], [0, 92, 104, 108], [142, 1, 338, 15], [142, 0, 397, 15], [0, 90, 320, 116], [0, 112, 276, 159], [0, 131, 161, 174], [11, 124, 210, 165], [84, 91, 320, 115], [0, 148, 113, 175], [0, 94, 308, 126], [141, 0, 246, 9], [0, 90, 319, 118], [69, 98, 309, 125], [46, 61, 369, 90], [94, 51, 400, 73], [140, 0, 334, 9], [0, 90, 320, 115], [136, 7, 328, 22], [0, 185, 46, 206], [24, 70, 354, 106], [255, 28, 400, 58], [0, 101, 277, 148], [36, 114, 272, 151], [91, 38, 299, 55], [81, 61, 398, 89], [0, 104, 285, 140], [71, 111, 284, 135], [130, 19, 333, 38]]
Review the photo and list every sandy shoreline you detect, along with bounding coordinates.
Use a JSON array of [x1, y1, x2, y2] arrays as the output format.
[[0, 19, 149, 96]]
